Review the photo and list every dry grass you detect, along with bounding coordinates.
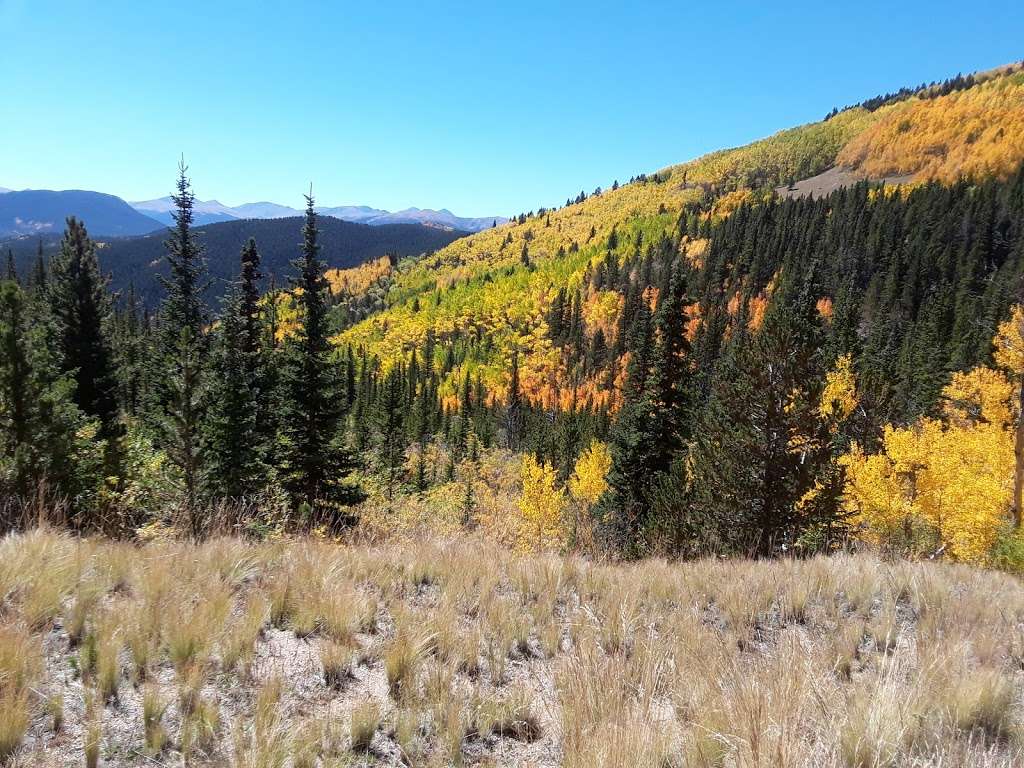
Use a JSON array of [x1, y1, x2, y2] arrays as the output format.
[[2, 529, 1024, 766], [350, 700, 381, 752]]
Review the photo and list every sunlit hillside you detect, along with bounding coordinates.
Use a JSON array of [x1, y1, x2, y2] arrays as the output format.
[[339, 63, 1024, 406]]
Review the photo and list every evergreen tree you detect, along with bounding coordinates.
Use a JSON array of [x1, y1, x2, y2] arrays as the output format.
[[688, 302, 835, 555], [503, 350, 524, 450], [31, 240, 47, 293], [154, 163, 210, 537], [597, 300, 658, 552], [213, 238, 277, 488], [278, 193, 363, 521], [647, 266, 693, 472], [205, 278, 266, 500], [0, 280, 99, 513], [376, 366, 407, 499], [48, 218, 122, 452]]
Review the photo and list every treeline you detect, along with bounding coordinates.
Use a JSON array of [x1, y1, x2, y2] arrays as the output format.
[[0, 167, 414, 534], [823, 66, 1018, 119]]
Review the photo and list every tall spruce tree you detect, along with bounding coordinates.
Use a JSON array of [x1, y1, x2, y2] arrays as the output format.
[[647, 265, 693, 472], [155, 162, 210, 537], [375, 366, 407, 499], [204, 240, 268, 500], [688, 297, 834, 555], [503, 350, 524, 450], [48, 218, 122, 453], [597, 299, 658, 552], [278, 193, 363, 520]]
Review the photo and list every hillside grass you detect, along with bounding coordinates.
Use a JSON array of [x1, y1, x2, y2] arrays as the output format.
[[3, 529, 1024, 766]]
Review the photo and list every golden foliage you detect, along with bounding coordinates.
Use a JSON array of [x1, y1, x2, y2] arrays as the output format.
[[943, 366, 1014, 427], [568, 441, 612, 508], [841, 366, 1015, 562], [837, 71, 1024, 182], [710, 188, 753, 218], [682, 237, 708, 271], [517, 456, 566, 552], [993, 304, 1024, 376], [337, 71, 1024, 414], [816, 296, 834, 321], [325, 256, 392, 297], [582, 290, 622, 345], [820, 353, 858, 421], [747, 294, 769, 332]]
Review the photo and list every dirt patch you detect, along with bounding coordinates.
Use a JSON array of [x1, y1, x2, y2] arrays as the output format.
[[775, 166, 915, 199]]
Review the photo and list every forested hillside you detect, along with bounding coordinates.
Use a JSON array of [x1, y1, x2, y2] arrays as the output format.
[[342, 63, 1024, 405], [3, 215, 464, 308]]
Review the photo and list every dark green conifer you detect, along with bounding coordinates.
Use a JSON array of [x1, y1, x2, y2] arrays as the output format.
[[48, 218, 121, 448], [278, 193, 363, 520]]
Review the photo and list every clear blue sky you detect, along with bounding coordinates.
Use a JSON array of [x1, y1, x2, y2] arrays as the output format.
[[1, 1, 1021, 217]]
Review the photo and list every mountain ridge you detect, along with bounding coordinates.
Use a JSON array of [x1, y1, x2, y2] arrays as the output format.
[[0, 189, 164, 238], [4, 214, 466, 309], [130, 196, 505, 232]]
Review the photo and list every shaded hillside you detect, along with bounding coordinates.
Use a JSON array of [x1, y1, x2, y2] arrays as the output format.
[[0, 189, 164, 238], [5, 215, 466, 307]]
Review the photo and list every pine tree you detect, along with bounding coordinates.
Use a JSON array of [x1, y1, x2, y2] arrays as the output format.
[[154, 162, 210, 537], [646, 266, 693, 473], [48, 218, 122, 453], [376, 366, 407, 499], [0, 281, 35, 497], [689, 301, 834, 556], [0, 280, 98, 511], [503, 350, 524, 450], [205, 278, 266, 500], [31, 240, 47, 293], [113, 284, 146, 416], [596, 300, 658, 552], [162, 329, 207, 537], [278, 193, 363, 521], [203, 237, 274, 501], [159, 162, 207, 341]]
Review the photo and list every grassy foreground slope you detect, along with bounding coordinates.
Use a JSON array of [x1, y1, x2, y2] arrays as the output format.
[[339, 64, 1024, 404], [3, 530, 1024, 767]]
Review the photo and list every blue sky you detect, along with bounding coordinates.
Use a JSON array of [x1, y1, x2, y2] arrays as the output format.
[[1, 1, 1021, 216]]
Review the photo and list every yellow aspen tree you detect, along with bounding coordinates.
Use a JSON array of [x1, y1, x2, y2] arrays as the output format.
[[994, 304, 1024, 528], [517, 455, 566, 552], [568, 440, 612, 507], [567, 440, 612, 550], [840, 366, 1014, 562], [819, 353, 858, 421]]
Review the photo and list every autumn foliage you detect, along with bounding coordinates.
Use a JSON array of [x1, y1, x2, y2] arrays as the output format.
[[841, 317, 1024, 563], [837, 71, 1024, 182]]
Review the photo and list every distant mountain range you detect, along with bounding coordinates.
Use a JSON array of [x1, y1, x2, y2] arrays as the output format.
[[131, 196, 505, 232], [0, 186, 505, 237]]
